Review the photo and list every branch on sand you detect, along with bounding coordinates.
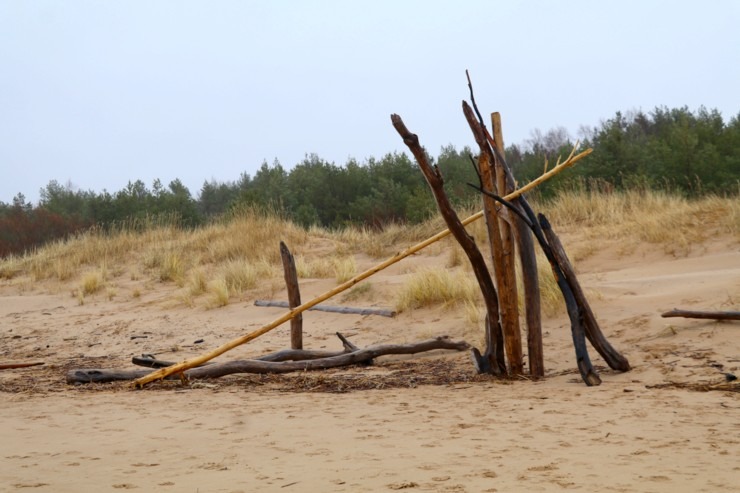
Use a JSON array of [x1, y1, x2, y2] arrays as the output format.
[[67, 335, 470, 385], [661, 309, 740, 321]]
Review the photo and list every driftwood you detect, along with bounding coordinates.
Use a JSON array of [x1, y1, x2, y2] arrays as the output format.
[[540, 216, 631, 372], [0, 361, 45, 370], [392, 113, 506, 376], [462, 100, 521, 375], [68, 336, 470, 384], [132, 333, 361, 368], [133, 118, 592, 388], [471, 185, 602, 386], [280, 241, 303, 349], [254, 300, 397, 318], [488, 124, 544, 378], [661, 309, 740, 321], [461, 75, 541, 376]]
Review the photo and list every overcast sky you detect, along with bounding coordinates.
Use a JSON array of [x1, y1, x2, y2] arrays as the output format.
[[1, 1, 738, 204]]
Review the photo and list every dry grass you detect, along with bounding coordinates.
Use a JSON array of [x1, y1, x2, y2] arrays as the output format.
[[0, 190, 736, 315], [296, 254, 357, 283], [395, 267, 479, 312], [540, 189, 739, 257], [80, 270, 104, 295]]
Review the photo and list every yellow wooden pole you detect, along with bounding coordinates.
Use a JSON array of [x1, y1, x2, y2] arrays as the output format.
[[133, 147, 592, 388]]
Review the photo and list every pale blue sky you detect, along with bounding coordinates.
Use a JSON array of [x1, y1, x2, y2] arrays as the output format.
[[1, 1, 738, 203]]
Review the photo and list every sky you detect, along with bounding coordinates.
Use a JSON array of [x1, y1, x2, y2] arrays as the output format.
[[1, 1, 738, 204]]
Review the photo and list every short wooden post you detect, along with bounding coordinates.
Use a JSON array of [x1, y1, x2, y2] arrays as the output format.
[[280, 241, 303, 350]]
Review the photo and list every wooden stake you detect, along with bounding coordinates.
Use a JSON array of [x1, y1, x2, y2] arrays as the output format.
[[280, 241, 303, 349], [132, 127, 592, 388]]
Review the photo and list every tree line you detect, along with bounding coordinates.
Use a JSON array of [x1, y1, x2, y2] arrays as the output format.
[[1, 105, 738, 257]]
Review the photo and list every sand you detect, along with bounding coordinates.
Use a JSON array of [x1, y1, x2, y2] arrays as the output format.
[[1, 234, 738, 492]]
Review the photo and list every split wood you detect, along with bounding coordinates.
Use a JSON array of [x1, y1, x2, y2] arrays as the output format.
[[132, 126, 591, 388], [661, 309, 740, 321], [69, 336, 469, 384]]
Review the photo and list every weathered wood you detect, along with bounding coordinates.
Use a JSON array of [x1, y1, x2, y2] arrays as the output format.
[[471, 185, 601, 386], [539, 215, 630, 372], [661, 309, 740, 321], [336, 332, 360, 352], [462, 78, 512, 373], [484, 135, 544, 377], [69, 337, 470, 384], [133, 121, 593, 388], [254, 300, 397, 318], [393, 113, 506, 375], [490, 112, 523, 375], [132, 355, 214, 368], [280, 241, 303, 349], [0, 361, 45, 370], [490, 113, 529, 376], [534, 213, 601, 386]]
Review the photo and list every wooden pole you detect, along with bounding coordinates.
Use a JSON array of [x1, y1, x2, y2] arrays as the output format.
[[489, 112, 523, 375], [280, 241, 303, 349], [132, 131, 592, 388]]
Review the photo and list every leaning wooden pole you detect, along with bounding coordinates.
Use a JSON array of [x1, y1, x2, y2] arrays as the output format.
[[463, 107, 520, 374], [132, 132, 592, 388]]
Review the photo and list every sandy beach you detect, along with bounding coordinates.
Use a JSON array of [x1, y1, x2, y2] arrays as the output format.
[[1, 233, 738, 492]]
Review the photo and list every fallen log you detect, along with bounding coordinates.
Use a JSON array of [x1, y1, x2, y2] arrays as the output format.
[[68, 336, 470, 384], [254, 300, 397, 318], [661, 309, 740, 321], [0, 361, 45, 370]]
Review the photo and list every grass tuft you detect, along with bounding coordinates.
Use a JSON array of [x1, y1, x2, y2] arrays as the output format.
[[395, 267, 479, 312]]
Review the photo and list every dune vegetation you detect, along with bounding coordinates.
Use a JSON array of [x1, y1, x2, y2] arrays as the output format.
[[0, 189, 736, 316]]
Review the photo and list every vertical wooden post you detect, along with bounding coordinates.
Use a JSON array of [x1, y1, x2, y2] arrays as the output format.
[[486, 113, 523, 375], [491, 112, 544, 377], [280, 241, 303, 350]]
